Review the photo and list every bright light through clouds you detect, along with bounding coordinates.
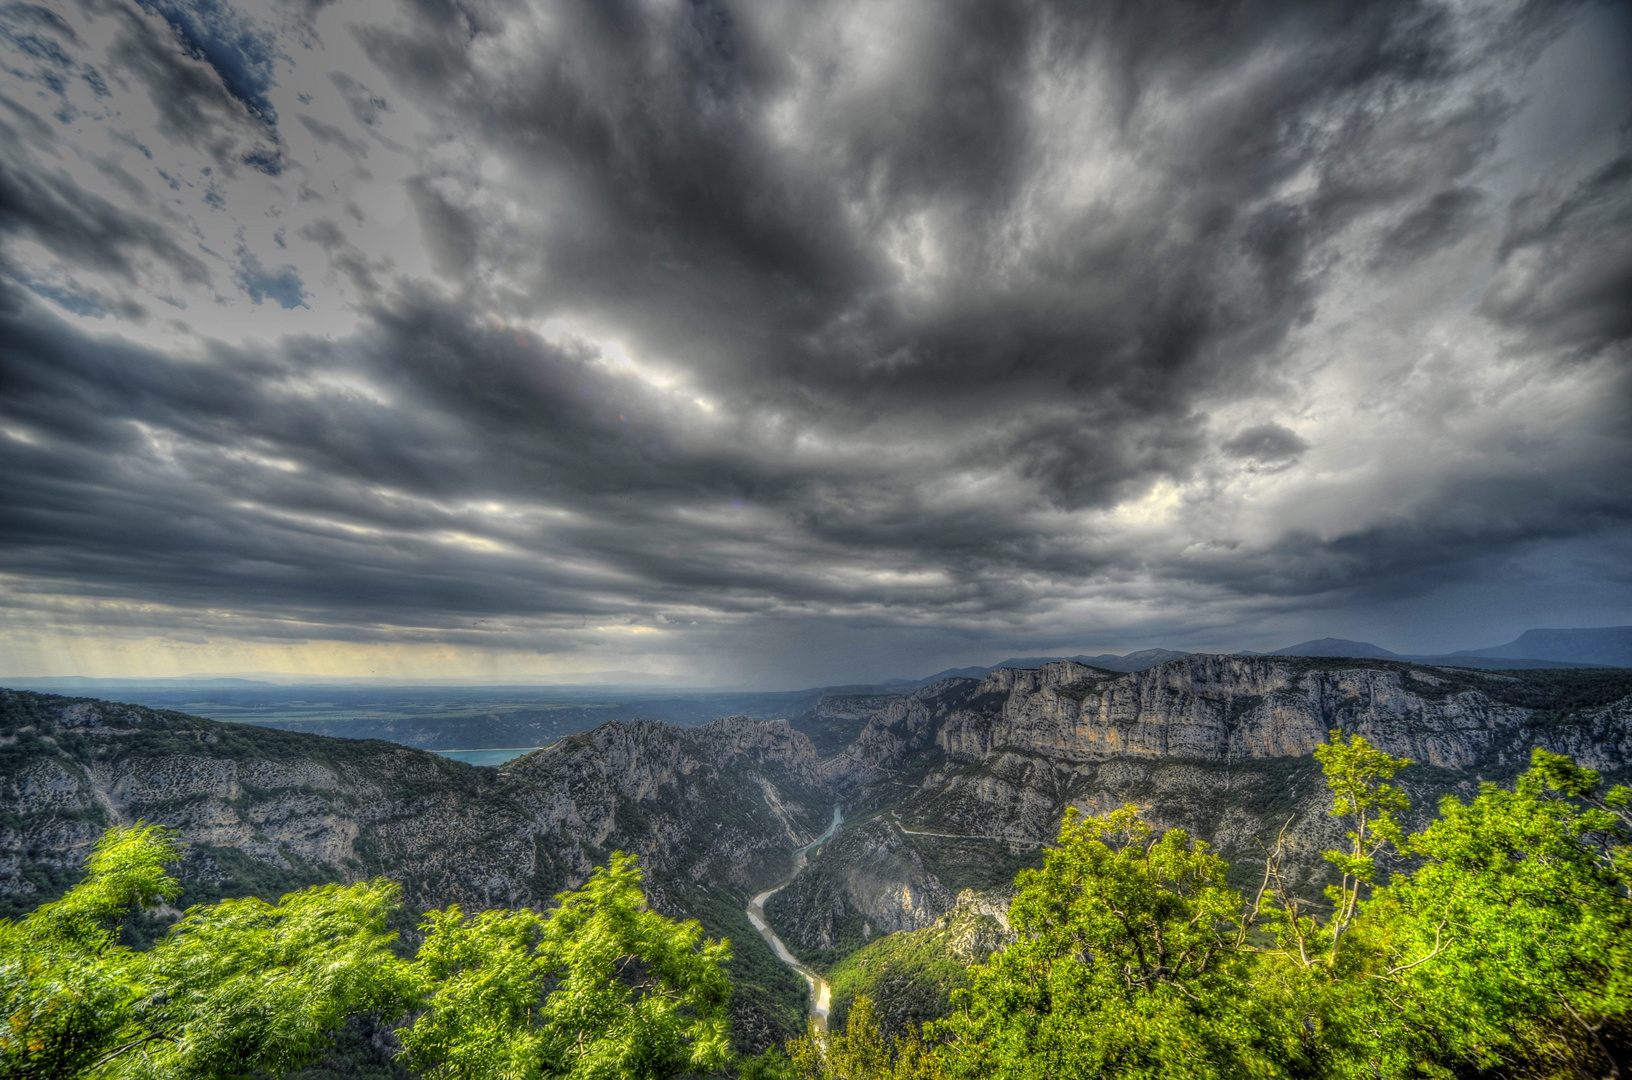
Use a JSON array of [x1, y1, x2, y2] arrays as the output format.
[[1, 0, 1629, 686]]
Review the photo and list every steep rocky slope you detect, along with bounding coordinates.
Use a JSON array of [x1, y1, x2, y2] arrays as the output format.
[[822, 888, 1015, 1035], [0, 690, 830, 1046], [767, 657, 1632, 966], [5, 656, 1630, 1047]]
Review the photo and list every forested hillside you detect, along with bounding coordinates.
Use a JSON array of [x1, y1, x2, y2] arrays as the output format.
[[4, 656, 1631, 1073]]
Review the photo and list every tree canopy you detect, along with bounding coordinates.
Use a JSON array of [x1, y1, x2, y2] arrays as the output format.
[[5, 738, 1629, 1080], [785, 741, 1631, 1080], [2, 837, 728, 1080]]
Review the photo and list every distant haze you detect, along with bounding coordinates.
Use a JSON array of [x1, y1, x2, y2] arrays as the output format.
[[1, 0, 1629, 687]]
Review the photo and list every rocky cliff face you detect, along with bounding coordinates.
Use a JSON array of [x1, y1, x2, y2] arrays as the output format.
[[941, 656, 1550, 768], [0, 695, 831, 913], [415, 716, 830, 911], [767, 657, 1632, 963], [6, 657, 1631, 1046]]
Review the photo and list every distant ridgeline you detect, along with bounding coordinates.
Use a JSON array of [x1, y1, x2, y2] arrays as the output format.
[[3, 654, 1631, 1061]]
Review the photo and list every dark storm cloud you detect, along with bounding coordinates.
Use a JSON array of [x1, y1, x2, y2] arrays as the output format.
[[1371, 187, 1487, 267], [365, 0, 1542, 429], [404, 177, 476, 279], [0, 104, 209, 285], [1222, 424, 1310, 465], [1483, 151, 1632, 353], [1, 0, 1630, 680]]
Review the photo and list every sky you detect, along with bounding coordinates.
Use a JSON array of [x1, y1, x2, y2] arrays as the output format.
[[1, 0, 1630, 688]]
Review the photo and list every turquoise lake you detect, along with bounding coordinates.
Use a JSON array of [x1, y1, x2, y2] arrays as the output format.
[[433, 747, 542, 767]]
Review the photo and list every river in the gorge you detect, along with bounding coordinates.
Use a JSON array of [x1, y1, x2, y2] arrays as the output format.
[[744, 803, 843, 1034]]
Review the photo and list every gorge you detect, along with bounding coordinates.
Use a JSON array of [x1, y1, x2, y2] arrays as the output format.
[[4, 655, 1631, 1050]]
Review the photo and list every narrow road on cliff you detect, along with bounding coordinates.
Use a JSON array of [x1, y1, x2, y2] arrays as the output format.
[[889, 810, 1049, 846], [744, 803, 842, 1034]]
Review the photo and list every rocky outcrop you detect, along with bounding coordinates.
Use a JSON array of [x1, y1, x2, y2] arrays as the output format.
[[0, 693, 830, 916], [823, 886, 1017, 1037], [819, 656, 1622, 779], [937, 656, 1538, 768], [6, 660, 1631, 1048], [766, 817, 956, 957]]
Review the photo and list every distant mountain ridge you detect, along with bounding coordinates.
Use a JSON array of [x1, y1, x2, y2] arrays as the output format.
[[891, 649, 1192, 685], [1266, 627, 1631, 669], [1267, 638, 1404, 659], [1453, 626, 1632, 668], [902, 626, 1631, 684]]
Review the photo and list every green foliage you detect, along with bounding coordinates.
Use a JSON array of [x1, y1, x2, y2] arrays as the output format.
[[3, 828, 737, 1080], [283, 1013, 413, 1080], [782, 996, 943, 1080], [1351, 747, 1632, 1078], [0, 825, 181, 1080], [130, 879, 417, 1079], [1264, 732, 1412, 967], [932, 806, 1310, 1079], [0, 821, 415, 1080], [400, 852, 733, 1080], [824, 904, 998, 1036], [904, 736, 1632, 1080]]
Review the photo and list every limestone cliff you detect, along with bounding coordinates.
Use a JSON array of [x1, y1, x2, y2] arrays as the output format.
[[6, 657, 1631, 1046], [940, 655, 1575, 768], [0, 692, 832, 1048], [769, 657, 1632, 963]]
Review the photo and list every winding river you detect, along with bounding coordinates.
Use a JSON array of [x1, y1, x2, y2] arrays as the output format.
[[744, 804, 843, 1033]]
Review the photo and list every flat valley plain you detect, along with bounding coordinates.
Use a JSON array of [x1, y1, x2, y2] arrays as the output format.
[[2, 681, 846, 751]]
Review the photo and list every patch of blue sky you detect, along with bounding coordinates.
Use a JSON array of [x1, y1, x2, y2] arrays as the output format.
[[20, 277, 110, 318], [240, 145, 283, 176], [0, 12, 76, 70], [81, 63, 108, 98], [233, 244, 307, 309], [135, 0, 283, 126], [0, 4, 108, 106]]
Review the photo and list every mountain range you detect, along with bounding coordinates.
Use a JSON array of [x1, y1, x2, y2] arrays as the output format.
[[5, 651, 1632, 1056], [895, 624, 1632, 683]]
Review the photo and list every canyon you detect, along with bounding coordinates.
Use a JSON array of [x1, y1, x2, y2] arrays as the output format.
[[4, 656, 1630, 1047]]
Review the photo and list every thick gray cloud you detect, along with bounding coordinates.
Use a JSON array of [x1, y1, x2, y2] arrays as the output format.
[[0, 0, 1629, 684]]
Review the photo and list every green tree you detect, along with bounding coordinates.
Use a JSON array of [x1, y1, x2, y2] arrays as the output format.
[[780, 995, 942, 1080], [4, 829, 739, 1080], [1260, 733, 1412, 971], [934, 806, 1311, 1079], [400, 851, 732, 1080], [0, 824, 413, 1080], [0, 824, 182, 1079], [1355, 749, 1632, 1079], [130, 878, 417, 1079]]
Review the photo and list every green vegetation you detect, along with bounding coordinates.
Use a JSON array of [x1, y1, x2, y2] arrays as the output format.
[[775, 737, 1632, 1080], [402, 852, 730, 1080], [7, 670, 1632, 1078], [824, 900, 1007, 1035], [1, 834, 731, 1080]]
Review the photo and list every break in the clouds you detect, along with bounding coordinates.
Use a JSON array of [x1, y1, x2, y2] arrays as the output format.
[[1, 0, 1629, 685]]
